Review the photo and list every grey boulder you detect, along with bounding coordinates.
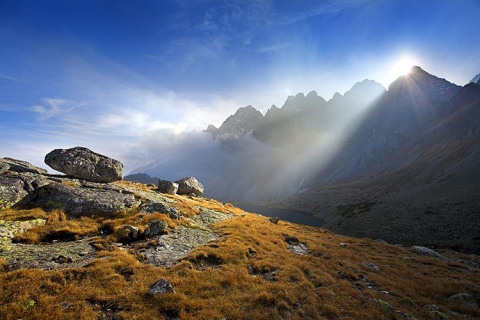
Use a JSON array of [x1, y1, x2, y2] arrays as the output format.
[[45, 147, 123, 183], [175, 177, 204, 196], [158, 180, 179, 195]]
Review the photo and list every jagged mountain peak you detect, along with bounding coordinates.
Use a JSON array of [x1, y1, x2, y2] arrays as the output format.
[[346, 79, 386, 97], [204, 124, 218, 135], [210, 105, 263, 141], [282, 91, 326, 112], [327, 80, 385, 110], [329, 92, 343, 103], [388, 66, 460, 103]]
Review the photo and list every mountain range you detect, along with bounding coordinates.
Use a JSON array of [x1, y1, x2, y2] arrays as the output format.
[[129, 66, 480, 253]]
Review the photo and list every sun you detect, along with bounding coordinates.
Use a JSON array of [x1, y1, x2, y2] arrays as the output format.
[[390, 56, 417, 78]]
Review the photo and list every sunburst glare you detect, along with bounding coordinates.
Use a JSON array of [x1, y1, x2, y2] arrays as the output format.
[[390, 56, 418, 77]]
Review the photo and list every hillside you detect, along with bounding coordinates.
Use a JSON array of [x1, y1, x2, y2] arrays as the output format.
[[1, 153, 479, 319], [1, 185, 480, 319]]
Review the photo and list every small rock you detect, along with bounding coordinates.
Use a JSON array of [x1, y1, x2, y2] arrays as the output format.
[[168, 207, 182, 220], [268, 217, 280, 224], [115, 225, 139, 243], [363, 262, 381, 272], [289, 243, 309, 255], [339, 243, 347, 248], [148, 279, 175, 295], [53, 255, 73, 264], [410, 246, 446, 260], [158, 180, 179, 195], [144, 219, 168, 238]]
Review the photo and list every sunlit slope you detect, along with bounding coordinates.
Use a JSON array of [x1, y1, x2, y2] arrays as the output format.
[[0, 193, 479, 319]]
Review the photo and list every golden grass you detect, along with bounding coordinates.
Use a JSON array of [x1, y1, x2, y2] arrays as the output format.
[[1, 202, 480, 319]]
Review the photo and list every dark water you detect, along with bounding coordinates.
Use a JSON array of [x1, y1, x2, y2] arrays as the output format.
[[236, 204, 326, 227]]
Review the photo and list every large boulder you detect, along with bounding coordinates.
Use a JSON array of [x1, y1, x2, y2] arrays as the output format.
[[175, 177, 204, 196], [158, 180, 179, 195], [45, 147, 123, 183]]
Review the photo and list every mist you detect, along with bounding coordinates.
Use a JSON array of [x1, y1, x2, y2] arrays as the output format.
[[125, 79, 386, 202]]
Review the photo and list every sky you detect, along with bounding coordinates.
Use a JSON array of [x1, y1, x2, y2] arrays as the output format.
[[1, 0, 479, 173]]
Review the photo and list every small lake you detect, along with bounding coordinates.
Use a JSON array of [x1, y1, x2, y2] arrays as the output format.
[[235, 204, 326, 227]]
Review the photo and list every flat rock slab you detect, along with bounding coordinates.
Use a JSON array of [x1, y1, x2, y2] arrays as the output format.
[[45, 147, 123, 183], [0, 237, 95, 271], [0, 158, 47, 175], [31, 183, 141, 217], [142, 209, 234, 267]]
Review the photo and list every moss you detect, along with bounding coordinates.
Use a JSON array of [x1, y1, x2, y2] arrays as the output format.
[[0, 200, 16, 210], [0, 219, 46, 242]]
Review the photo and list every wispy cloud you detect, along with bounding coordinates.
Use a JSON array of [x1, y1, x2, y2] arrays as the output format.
[[257, 42, 293, 53], [280, 0, 373, 25], [0, 73, 24, 84], [30, 98, 72, 121]]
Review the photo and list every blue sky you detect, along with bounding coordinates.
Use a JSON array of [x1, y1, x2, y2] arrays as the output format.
[[1, 0, 479, 172]]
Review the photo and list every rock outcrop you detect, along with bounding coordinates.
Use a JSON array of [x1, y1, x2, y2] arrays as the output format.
[[0, 158, 160, 216], [175, 177, 204, 196], [1, 158, 47, 175], [45, 147, 123, 183], [1, 152, 206, 218], [30, 183, 142, 217]]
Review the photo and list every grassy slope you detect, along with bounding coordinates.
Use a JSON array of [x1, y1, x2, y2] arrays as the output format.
[[0, 194, 479, 319]]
